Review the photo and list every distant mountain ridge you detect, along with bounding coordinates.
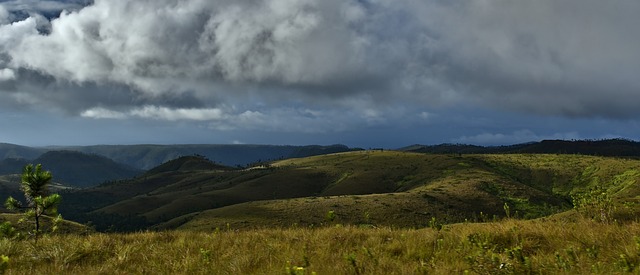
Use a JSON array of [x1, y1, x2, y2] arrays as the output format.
[[0, 143, 358, 170], [35, 151, 143, 188], [0, 143, 359, 188], [56, 144, 358, 169], [0, 143, 46, 160], [401, 139, 640, 157], [0, 150, 142, 188], [2, 139, 640, 189]]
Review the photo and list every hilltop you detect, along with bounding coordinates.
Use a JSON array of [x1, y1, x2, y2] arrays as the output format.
[[57, 151, 640, 232]]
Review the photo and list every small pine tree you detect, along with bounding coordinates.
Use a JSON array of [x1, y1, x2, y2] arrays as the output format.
[[4, 164, 62, 239]]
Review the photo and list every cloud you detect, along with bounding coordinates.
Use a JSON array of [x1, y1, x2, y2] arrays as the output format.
[[130, 106, 225, 121], [81, 106, 225, 121], [79, 107, 126, 119], [0, 5, 10, 24], [0, 0, 639, 133], [0, 68, 15, 81], [404, 0, 640, 118], [0, 0, 87, 15], [5, 0, 378, 92]]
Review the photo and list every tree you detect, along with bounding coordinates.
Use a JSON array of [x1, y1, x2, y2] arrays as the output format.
[[572, 185, 614, 223], [4, 164, 62, 239]]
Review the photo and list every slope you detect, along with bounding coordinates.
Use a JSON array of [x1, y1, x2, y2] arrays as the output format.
[[55, 151, 640, 232], [163, 152, 640, 231], [0, 143, 45, 160], [67, 144, 357, 169], [34, 151, 143, 188]]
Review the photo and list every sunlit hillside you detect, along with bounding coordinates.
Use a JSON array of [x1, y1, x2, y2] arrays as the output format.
[[52, 150, 640, 232]]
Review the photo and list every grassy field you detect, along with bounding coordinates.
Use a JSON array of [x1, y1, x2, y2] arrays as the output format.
[[2, 215, 640, 274], [2, 152, 640, 273]]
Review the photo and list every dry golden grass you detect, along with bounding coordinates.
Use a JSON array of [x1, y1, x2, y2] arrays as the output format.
[[3, 215, 640, 274]]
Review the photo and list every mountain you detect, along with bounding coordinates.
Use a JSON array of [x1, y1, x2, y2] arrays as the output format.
[[59, 151, 640, 232], [33, 151, 142, 188], [144, 155, 235, 175], [401, 138, 640, 156], [0, 143, 358, 170], [0, 158, 30, 175], [54, 144, 358, 169], [0, 143, 45, 160]]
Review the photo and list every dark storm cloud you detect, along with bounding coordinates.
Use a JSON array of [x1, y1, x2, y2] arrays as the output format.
[[0, 68, 209, 116], [0, 0, 88, 14], [404, 0, 640, 118], [0, 0, 639, 129]]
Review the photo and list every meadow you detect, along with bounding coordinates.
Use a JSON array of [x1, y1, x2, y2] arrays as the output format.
[[2, 215, 640, 274]]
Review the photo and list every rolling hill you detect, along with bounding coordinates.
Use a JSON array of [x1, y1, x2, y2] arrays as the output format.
[[32, 151, 143, 188], [0, 143, 358, 170], [0, 143, 45, 160], [0, 143, 357, 189], [0, 151, 142, 191], [63, 144, 358, 169], [59, 151, 640, 232]]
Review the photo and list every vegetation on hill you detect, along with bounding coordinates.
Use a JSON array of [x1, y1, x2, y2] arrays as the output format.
[[163, 152, 640, 231], [0, 158, 29, 175], [54, 151, 640, 232], [5, 164, 62, 239], [1, 142, 640, 274], [144, 155, 235, 175], [33, 151, 142, 188]]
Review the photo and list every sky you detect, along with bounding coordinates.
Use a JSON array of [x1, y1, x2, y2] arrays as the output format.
[[0, 0, 639, 148]]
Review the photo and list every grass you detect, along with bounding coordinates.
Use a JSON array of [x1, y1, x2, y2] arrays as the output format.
[[157, 152, 640, 231], [2, 215, 640, 274], [3, 152, 640, 273], [62, 151, 640, 232]]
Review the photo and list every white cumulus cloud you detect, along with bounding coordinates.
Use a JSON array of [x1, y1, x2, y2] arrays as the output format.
[[0, 0, 639, 131], [0, 68, 16, 81]]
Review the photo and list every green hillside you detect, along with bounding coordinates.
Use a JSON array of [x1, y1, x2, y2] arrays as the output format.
[[5, 150, 640, 274], [167, 152, 635, 231], [0, 213, 92, 235], [59, 151, 640, 232], [34, 151, 143, 188]]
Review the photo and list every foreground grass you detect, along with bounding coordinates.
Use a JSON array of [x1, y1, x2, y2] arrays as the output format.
[[2, 216, 640, 274]]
